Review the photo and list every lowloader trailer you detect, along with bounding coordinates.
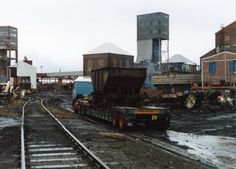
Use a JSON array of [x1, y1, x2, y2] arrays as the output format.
[[72, 67, 170, 130]]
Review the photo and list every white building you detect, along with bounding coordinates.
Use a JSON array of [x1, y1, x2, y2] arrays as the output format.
[[9, 60, 37, 89]]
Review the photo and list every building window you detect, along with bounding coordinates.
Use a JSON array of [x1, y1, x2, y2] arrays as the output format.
[[224, 35, 230, 41], [209, 62, 216, 73], [229, 60, 236, 72], [224, 45, 230, 49]]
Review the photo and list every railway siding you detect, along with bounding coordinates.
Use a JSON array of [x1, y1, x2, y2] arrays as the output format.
[[21, 98, 110, 169]]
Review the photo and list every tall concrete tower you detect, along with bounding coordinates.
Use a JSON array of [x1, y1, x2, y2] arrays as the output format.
[[136, 12, 169, 73], [0, 26, 18, 82]]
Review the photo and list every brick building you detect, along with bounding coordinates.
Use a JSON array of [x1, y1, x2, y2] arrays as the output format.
[[201, 51, 236, 84], [201, 21, 236, 85], [215, 21, 236, 53], [83, 43, 134, 76]]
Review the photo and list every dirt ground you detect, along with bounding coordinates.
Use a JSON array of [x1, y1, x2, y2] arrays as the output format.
[[0, 126, 20, 169], [0, 99, 23, 117], [1, 90, 234, 169], [44, 99, 210, 169], [60, 119, 209, 169], [169, 109, 236, 137], [0, 99, 23, 169]]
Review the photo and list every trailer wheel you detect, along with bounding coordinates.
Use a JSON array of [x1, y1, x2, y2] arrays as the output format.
[[112, 112, 118, 128], [119, 113, 126, 130], [74, 109, 78, 114], [72, 100, 78, 114], [79, 102, 85, 115], [159, 117, 170, 131]]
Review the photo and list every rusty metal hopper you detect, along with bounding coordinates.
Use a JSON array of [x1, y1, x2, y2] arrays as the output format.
[[91, 67, 146, 95]]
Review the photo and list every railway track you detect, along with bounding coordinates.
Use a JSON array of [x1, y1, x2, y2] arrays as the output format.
[[20, 97, 110, 169], [42, 95, 216, 169]]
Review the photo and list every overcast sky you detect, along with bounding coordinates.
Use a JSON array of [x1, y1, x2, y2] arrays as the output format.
[[1, 0, 235, 72]]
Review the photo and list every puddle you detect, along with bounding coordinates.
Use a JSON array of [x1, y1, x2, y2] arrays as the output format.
[[0, 117, 21, 128], [167, 130, 236, 169]]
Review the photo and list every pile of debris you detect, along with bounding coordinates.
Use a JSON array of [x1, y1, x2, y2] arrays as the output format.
[[185, 91, 235, 111]]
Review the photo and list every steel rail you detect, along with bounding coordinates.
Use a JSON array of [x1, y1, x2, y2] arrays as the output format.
[[21, 97, 32, 169], [40, 98, 110, 169]]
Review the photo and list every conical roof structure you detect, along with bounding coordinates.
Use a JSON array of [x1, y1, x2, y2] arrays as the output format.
[[164, 54, 196, 65], [85, 42, 130, 55]]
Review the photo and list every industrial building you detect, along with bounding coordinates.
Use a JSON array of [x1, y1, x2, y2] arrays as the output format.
[[162, 54, 198, 73], [136, 12, 169, 73], [83, 43, 134, 76], [135, 12, 200, 92], [152, 55, 200, 93], [201, 21, 236, 85], [37, 71, 83, 84], [0, 26, 18, 82], [8, 59, 37, 89]]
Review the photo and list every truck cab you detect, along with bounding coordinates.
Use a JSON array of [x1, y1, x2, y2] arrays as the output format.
[[72, 76, 93, 113]]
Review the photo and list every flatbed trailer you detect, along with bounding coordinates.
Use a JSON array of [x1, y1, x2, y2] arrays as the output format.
[[72, 67, 170, 130], [73, 100, 170, 130]]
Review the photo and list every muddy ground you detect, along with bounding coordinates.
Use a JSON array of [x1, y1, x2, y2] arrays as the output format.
[[46, 105, 209, 169], [0, 126, 20, 169], [0, 90, 235, 168], [46, 90, 236, 168], [170, 109, 236, 137], [0, 99, 23, 169]]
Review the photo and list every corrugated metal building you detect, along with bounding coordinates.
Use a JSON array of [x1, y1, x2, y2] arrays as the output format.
[[136, 12, 169, 64], [83, 43, 134, 76]]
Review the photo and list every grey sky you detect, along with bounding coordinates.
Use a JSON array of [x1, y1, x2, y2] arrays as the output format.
[[1, 0, 235, 72]]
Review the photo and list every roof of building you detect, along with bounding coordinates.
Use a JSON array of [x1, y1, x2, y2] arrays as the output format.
[[200, 48, 216, 59], [74, 76, 91, 82], [201, 51, 236, 61], [85, 42, 130, 55], [46, 71, 83, 77], [215, 21, 236, 34], [163, 54, 196, 65], [9, 60, 36, 68]]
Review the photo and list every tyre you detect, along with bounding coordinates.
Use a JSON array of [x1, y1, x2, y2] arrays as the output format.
[[158, 117, 170, 131], [72, 101, 78, 114], [119, 113, 126, 130], [112, 112, 118, 128]]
